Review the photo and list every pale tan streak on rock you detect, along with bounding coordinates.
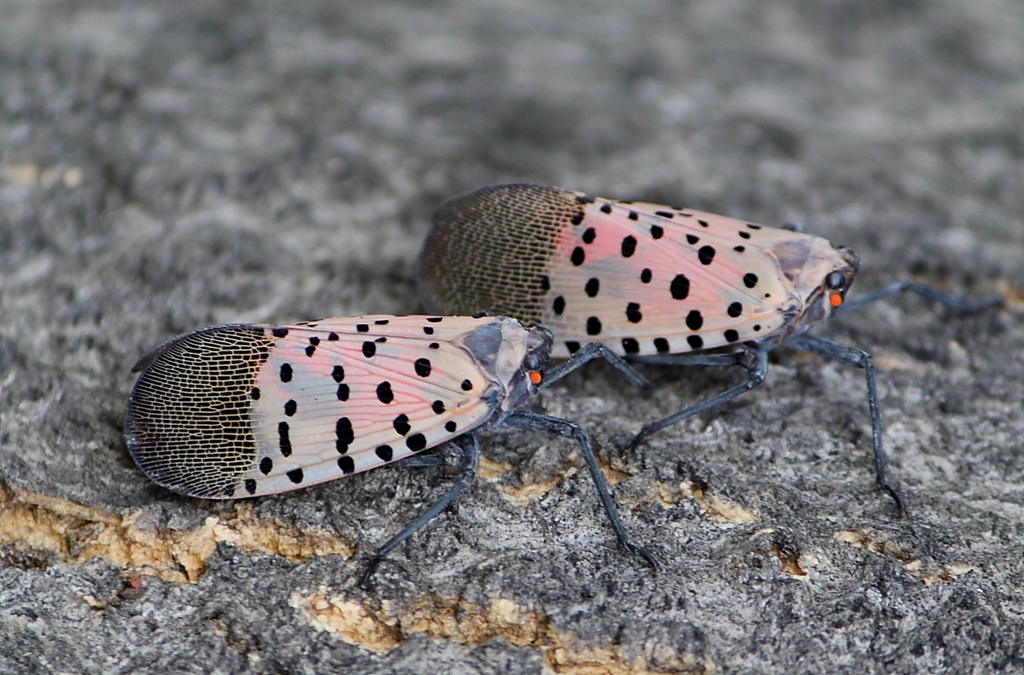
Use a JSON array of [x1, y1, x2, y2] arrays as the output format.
[[0, 484, 354, 583], [295, 586, 717, 673]]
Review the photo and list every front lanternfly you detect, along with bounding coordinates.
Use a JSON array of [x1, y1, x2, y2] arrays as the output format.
[[417, 184, 1002, 514], [125, 315, 656, 585]]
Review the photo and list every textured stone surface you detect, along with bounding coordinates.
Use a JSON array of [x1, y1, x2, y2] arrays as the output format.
[[1, 0, 1023, 673]]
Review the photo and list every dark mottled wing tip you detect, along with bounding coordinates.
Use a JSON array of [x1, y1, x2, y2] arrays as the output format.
[[418, 184, 572, 323], [125, 325, 273, 499]]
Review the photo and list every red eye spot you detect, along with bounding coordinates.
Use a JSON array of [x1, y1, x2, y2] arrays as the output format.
[[529, 371, 543, 385], [830, 293, 843, 308]]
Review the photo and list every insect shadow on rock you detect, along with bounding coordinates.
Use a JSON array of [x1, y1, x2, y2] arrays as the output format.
[[124, 315, 657, 589], [417, 183, 1004, 516]]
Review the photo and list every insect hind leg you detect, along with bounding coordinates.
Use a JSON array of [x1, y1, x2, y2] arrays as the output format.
[[627, 343, 770, 453], [635, 350, 749, 388], [541, 341, 651, 389], [787, 334, 907, 516], [389, 440, 471, 471], [837, 281, 1003, 315], [501, 410, 659, 571], [360, 434, 481, 590]]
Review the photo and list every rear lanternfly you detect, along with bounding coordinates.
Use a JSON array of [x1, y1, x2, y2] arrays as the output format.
[[125, 315, 655, 585], [418, 184, 1001, 514]]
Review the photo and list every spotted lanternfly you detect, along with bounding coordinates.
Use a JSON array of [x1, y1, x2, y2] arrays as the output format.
[[418, 184, 1000, 514], [126, 314, 654, 583]]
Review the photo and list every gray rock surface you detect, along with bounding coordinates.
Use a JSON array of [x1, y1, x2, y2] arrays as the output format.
[[2, 0, 1023, 673]]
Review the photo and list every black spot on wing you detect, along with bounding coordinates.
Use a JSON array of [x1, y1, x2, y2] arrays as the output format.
[[279, 422, 292, 457], [670, 275, 689, 300], [336, 417, 354, 453], [626, 303, 642, 323], [621, 236, 637, 257], [393, 414, 411, 435]]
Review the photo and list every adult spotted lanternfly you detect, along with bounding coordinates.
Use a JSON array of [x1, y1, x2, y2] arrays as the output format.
[[418, 184, 1000, 514], [125, 315, 654, 584]]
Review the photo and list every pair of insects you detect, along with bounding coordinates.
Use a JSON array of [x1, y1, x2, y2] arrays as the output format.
[[127, 183, 996, 584]]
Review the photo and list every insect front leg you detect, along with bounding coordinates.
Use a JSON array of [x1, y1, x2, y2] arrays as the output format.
[[359, 434, 481, 590], [787, 334, 907, 516], [626, 343, 770, 453], [836, 281, 1003, 316], [541, 341, 651, 389], [501, 410, 659, 570]]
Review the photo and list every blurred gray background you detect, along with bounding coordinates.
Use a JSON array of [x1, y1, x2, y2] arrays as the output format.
[[1, 1, 1023, 673]]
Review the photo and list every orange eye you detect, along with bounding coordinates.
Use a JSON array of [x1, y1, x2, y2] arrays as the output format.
[[529, 370, 543, 385], [830, 292, 843, 308]]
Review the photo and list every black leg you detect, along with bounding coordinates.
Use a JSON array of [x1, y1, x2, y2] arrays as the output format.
[[389, 454, 447, 469], [635, 352, 746, 367], [636, 350, 749, 388], [788, 334, 907, 516], [359, 434, 481, 590], [501, 410, 659, 571], [627, 343, 770, 453], [542, 341, 651, 389], [837, 281, 1003, 315]]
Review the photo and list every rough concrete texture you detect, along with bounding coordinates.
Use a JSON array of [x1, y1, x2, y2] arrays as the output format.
[[1, 0, 1023, 673]]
